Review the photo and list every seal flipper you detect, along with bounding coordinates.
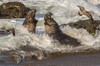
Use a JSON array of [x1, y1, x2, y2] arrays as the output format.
[[77, 5, 94, 21], [1, 26, 15, 36], [10, 28, 15, 36]]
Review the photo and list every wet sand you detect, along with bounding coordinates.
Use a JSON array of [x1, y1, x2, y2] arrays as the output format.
[[20, 52, 100, 66]]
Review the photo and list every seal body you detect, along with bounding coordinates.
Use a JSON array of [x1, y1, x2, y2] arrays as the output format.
[[23, 9, 38, 33], [44, 12, 80, 46]]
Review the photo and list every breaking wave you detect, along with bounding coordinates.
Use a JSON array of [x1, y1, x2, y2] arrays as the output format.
[[0, 0, 100, 64]]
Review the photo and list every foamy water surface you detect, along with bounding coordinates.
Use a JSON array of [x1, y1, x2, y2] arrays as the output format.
[[0, 0, 100, 64]]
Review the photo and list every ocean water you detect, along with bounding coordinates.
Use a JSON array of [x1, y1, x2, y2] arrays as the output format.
[[0, 0, 100, 64]]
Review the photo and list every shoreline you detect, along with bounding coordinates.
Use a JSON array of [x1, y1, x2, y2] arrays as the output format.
[[0, 48, 100, 65], [21, 52, 100, 66], [0, 51, 100, 66], [45, 49, 100, 58]]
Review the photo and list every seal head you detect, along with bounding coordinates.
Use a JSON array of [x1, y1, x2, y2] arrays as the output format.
[[23, 9, 38, 33]]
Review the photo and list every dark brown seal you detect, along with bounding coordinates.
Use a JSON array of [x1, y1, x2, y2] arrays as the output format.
[[78, 6, 94, 21], [23, 9, 38, 33], [44, 12, 80, 46]]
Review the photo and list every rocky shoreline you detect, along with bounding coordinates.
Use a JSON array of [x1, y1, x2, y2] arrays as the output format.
[[0, 2, 30, 19], [60, 19, 100, 36]]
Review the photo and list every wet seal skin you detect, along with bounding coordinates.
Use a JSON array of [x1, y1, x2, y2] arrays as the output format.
[[23, 9, 38, 33], [44, 12, 80, 46]]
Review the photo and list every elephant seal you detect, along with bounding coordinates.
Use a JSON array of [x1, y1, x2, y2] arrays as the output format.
[[77, 6, 94, 21], [44, 12, 80, 46], [23, 9, 38, 33]]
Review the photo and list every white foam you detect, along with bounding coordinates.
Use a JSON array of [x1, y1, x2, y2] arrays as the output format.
[[0, 0, 100, 52], [0, 19, 100, 52], [87, 0, 100, 5], [0, 19, 100, 64], [0, 0, 100, 23], [62, 25, 100, 46], [0, 0, 100, 63]]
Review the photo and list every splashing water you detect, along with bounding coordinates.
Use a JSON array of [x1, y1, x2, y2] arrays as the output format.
[[1, 0, 100, 24], [0, 0, 100, 64]]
